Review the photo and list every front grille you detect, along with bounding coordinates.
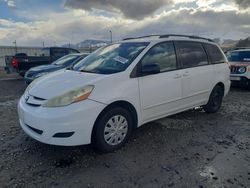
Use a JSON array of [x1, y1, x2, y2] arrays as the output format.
[[230, 66, 246, 74], [26, 71, 36, 78], [25, 94, 46, 107], [53, 132, 74, 138], [26, 124, 43, 135]]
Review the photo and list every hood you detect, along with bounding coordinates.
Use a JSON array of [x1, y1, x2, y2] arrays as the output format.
[[29, 64, 62, 72], [229, 61, 250, 67], [28, 70, 107, 99]]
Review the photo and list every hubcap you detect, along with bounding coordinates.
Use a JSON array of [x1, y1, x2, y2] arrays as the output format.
[[104, 115, 128, 146]]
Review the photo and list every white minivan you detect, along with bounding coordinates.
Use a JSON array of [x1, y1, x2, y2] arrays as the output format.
[[18, 35, 231, 152]]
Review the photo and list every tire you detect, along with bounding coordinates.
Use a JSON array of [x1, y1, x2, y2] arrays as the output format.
[[203, 85, 224, 113], [92, 107, 133, 153]]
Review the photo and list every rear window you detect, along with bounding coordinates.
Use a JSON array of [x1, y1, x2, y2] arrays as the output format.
[[175, 41, 208, 68], [227, 51, 250, 62], [204, 43, 226, 64]]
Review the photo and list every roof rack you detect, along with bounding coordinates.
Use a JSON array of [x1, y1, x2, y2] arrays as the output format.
[[159, 34, 214, 42], [123, 34, 160, 41], [123, 34, 214, 42]]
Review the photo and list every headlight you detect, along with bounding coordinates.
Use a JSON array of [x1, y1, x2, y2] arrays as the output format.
[[42, 85, 94, 107], [238, 67, 246, 73]]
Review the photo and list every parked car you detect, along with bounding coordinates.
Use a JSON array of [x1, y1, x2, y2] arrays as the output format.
[[24, 53, 89, 84], [18, 34, 230, 152], [5, 47, 80, 76], [227, 48, 250, 87]]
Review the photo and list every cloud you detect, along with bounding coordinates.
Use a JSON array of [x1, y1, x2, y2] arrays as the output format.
[[4, 0, 16, 7], [234, 0, 250, 9], [1, 1, 250, 46], [0, 6, 250, 47], [64, 0, 173, 20]]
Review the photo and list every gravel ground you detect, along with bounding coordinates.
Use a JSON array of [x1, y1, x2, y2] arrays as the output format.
[[0, 71, 250, 188]]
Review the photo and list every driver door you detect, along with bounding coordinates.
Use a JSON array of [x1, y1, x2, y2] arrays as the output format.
[[138, 42, 183, 122]]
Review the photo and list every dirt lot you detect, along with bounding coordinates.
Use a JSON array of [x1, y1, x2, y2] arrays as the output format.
[[0, 71, 250, 188]]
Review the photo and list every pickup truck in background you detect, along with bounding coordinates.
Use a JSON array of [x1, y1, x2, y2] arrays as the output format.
[[4, 47, 80, 76]]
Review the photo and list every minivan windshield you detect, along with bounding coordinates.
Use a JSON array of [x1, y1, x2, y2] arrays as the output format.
[[73, 42, 149, 74], [227, 51, 250, 62]]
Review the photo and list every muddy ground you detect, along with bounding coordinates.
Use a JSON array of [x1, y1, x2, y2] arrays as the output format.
[[0, 71, 249, 188]]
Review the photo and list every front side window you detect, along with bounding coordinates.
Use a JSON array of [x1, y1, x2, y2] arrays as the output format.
[[175, 41, 208, 68], [52, 49, 67, 57], [204, 43, 226, 64], [140, 42, 177, 72], [40, 48, 50, 56], [73, 42, 149, 74]]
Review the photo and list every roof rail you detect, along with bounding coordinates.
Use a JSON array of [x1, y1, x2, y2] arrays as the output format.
[[123, 34, 214, 42], [159, 34, 214, 42], [123, 34, 160, 41]]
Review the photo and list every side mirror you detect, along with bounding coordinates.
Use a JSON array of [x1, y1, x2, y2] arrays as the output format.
[[141, 63, 160, 75]]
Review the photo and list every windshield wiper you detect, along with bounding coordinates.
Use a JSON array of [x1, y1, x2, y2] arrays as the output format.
[[79, 69, 96, 73]]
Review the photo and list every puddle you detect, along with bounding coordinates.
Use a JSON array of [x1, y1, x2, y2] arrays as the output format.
[[200, 166, 217, 179]]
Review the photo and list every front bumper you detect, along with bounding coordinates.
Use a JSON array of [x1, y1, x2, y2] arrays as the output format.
[[230, 75, 250, 87], [18, 95, 106, 146]]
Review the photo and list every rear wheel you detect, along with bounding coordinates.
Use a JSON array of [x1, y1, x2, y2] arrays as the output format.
[[203, 85, 224, 113], [92, 107, 133, 153]]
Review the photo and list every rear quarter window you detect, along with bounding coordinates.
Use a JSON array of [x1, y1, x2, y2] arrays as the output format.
[[204, 43, 226, 64]]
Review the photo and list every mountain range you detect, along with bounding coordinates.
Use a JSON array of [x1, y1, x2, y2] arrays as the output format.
[[62, 39, 109, 48]]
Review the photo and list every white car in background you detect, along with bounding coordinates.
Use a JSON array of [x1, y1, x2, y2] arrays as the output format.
[[18, 34, 230, 152]]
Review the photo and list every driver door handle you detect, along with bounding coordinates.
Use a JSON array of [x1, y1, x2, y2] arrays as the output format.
[[183, 71, 190, 77]]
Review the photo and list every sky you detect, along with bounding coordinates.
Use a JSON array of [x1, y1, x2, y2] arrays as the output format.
[[0, 0, 250, 47]]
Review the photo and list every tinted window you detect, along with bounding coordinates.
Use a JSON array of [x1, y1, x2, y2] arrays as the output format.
[[52, 49, 67, 57], [69, 49, 79, 54], [40, 48, 50, 56], [227, 51, 250, 62], [175, 42, 208, 68], [204, 43, 226, 64], [141, 42, 177, 72]]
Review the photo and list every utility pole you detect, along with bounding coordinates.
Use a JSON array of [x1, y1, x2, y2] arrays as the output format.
[[13, 40, 17, 54], [42, 41, 45, 48], [109, 30, 113, 43]]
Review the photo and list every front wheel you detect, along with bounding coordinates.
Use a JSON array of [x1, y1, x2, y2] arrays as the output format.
[[203, 85, 224, 113], [92, 107, 133, 153]]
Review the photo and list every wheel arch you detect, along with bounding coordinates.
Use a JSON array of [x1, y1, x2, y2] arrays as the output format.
[[91, 100, 138, 142], [214, 82, 225, 95]]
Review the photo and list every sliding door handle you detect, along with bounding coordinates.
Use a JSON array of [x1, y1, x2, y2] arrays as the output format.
[[174, 74, 182, 79]]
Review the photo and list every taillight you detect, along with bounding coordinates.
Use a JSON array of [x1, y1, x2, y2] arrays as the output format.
[[12, 58, 19, 69]]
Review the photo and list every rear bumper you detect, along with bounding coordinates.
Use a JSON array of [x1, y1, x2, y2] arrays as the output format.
[[18, 95, 106, 146]]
